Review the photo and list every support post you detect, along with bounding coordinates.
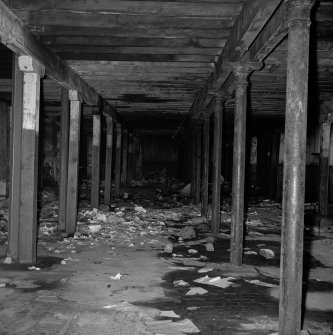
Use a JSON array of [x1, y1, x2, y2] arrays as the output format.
[[211, 97, 224, 234], [138, 139, 143, 180], [122, 129, 128, 186], [104, 116, 113, 204], [8, 55, 23, 261], [17, 56, 44, 263], [201, 111, 212, 217], [279, 1, 314, 334], [195, 122, 202, 204], [91, 114, 101, 208], [58, 87, 69, 230], [128, 133, 134, 184], [114, 123, 122, 197], [134, 136, 139, 180], [190, 126, 197, 202], [0, 102, 9, 195], [65, 90, 82, 235], [229, 63, 259, 266], [319, 115, 333, 217]]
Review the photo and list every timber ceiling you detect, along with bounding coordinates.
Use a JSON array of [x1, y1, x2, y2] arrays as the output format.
[[1, 0, 333, 134]]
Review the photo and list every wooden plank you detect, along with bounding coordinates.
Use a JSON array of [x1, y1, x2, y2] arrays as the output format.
[[51, 45, 220, 56], [41, 36, 226, 49], [65, 90, 82, 235], [15, 10, 235, 30], [9, 1, 242, 18], [18, 55, 44, 263], [57, 53, 215, 62], [91, 114, 101, 208], [33, 26, 234, 39], [0, 1, 99, 105], [114, 124, 122, 197], [8, 54, 23, 261], [58, 87, 69, 231], [104, 116, 113, 204], [121, 129, 128, 186]]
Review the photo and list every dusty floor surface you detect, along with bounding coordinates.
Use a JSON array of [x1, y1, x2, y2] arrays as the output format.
[[0, 184, 333, 334]]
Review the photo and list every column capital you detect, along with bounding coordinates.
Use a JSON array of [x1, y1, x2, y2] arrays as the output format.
[[226, 62, 263, 86], [286, 0, 315, 27], [106, 116, 113, 124], [116, 122, 122, 129], [202, 110, 212, 120], [18, 55, 45, 77], [69, 89, 83, 102]]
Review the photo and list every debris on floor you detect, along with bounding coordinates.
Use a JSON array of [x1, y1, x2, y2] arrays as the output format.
[[186, 287, 208, 296], [193, 275, 236, 289]]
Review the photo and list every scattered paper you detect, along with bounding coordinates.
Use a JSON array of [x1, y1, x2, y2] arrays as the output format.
[[194, 276, 235, 289], [173, 280, 189, 287], [159, 310, 180, 318], [198, 267, 213, 273], [28, 266, 40, 271], [186, 287, 208, 296], [110, 273, 122, 280], [245, 279, 278, 288]]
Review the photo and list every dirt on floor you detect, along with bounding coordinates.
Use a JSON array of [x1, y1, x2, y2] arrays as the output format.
[[0, 183, 332, 334]]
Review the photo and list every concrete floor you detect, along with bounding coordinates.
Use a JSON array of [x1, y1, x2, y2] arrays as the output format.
[[0, 189, 333, 334]]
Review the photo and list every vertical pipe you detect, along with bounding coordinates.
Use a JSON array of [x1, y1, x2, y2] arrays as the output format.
[[211, 97, 223, 234], [279, 1, 314, 334]]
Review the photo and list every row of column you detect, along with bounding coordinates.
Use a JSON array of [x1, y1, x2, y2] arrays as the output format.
[[7, 54, 144, 264], [191, 1, 314, 334]]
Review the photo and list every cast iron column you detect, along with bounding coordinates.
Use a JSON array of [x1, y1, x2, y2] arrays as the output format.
[[114, 123, 122, 197], [279, 1, 314, 334], [211, 96, 224, 234], [230, 64, 253, 266], [190, 125, 197, 202], [195, 121, 202, 204], [201, 111, 212, 217]]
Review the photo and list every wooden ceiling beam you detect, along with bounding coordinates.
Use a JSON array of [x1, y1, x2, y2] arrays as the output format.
[[33, 26, 233, 39], [0, 1, 101, 105], [14, 10, 235, 30], [7, 1, 242, 18], [191, 0, 284, 118]]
